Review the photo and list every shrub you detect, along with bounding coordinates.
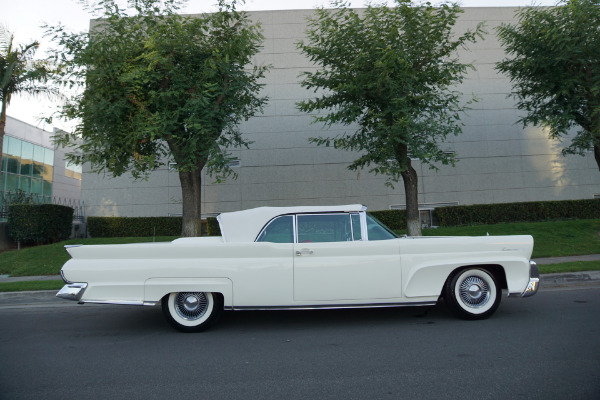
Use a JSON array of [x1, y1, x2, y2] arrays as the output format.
[[8, 204, 74, 245], [368, 210, 407, 230], [434, 199, 600, 227], [86, 216, 223, 237], [207, 217, 221, 236], [87, 217, 182, 237]]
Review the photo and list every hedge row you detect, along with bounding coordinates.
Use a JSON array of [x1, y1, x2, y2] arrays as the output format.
[[8, 204, 74, 244], [435, 199, 600, 227], [87, 216, 183, 237], [207, 217, 221, 236], [84, 199, 599, 237], [86, 216, 223, 237], [367, 210, 407, 230]]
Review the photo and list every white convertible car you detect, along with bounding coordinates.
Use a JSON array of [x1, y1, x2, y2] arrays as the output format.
[[57, 205, 539, 332]]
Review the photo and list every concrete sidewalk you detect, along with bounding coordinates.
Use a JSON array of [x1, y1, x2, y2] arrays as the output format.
[[534, 254, 600, 265]]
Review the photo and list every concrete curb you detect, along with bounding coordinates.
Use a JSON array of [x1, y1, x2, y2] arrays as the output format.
[[0, 275, 61, 283], [0, 290, 60, 305], [540, 271, 600, 287], [534, 254, 600, 265]]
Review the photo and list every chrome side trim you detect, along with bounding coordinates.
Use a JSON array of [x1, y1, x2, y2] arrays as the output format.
[[521, 261, 540, 297], [60, 270, 72, 284], [232, 301, 436, 311], [56, 283, 87, 301], [79, 299, 151, 306]]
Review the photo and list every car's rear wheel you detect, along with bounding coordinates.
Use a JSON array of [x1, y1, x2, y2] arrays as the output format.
[[444, 268, 501, 320], [162, 292, 222, 332]]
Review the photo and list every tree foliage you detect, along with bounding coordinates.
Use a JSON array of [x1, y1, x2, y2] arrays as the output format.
[[297, 0, 483, 235], [496, 0, 600, 171], [47, 0, 269, 236], [0, 26, 53, 176]]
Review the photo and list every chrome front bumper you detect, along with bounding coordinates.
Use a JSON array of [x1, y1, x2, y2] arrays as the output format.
[[521, 261, 540, 297], [56, 283, 87, 302]]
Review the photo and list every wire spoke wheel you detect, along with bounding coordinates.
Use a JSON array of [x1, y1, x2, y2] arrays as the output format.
[[458, 276, 490, 308], [445, 268, 501, 320], [174, 292, 209, 321], [162, 291, 222, 332]]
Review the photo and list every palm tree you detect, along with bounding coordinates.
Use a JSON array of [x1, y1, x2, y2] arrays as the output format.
[[0, 26, 54, 173]]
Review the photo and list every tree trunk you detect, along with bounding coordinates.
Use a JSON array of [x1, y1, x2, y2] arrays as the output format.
[[178, 168, 204, 237], [401, 158, 422, 236], [395, 140, 422, 237]]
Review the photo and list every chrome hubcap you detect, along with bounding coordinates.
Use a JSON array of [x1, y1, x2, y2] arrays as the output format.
[[174, 292, 209, 320], [459, 276, 490, 308]]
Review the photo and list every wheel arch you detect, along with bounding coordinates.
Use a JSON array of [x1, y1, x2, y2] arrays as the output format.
[[442, 264, 507, 297], [145, 277, 232, 308], [404, 262, 507, 298]]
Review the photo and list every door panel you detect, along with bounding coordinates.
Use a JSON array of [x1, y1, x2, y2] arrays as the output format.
[[293, 240, 402, 302]]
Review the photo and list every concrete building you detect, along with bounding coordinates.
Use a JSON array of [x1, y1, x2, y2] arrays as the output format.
[[82, 7, 599, 218]]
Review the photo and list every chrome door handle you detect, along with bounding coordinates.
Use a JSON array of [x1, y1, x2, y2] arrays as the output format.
[[295, 249, 314, 256]]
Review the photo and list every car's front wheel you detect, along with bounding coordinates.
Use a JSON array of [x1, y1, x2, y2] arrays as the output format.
[[162, 292, 223, 332], [444, 268, 501, 320]]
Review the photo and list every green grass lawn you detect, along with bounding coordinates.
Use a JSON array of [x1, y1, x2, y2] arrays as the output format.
[[0, 236, 177, 277], [538, 261, 600, 274], [417, 219, 600, 258]]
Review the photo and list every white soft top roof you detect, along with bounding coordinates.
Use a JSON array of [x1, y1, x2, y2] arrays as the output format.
[[217, 204, 367, 243]]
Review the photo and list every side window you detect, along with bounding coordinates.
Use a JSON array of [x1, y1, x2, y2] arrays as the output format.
[[297, 214, 353, 243], [256, 215, 294, 243], [351, 213, 362, 241], [366, 214, 398, 241]]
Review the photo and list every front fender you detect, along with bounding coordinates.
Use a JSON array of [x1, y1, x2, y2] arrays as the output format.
[[403, 258, 530, 298]]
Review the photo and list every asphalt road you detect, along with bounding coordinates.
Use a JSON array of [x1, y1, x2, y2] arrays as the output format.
[[1, 287, 599, 400]]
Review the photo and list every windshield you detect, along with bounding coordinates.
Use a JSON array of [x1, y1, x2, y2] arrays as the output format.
[[366, 214, 398, 240]]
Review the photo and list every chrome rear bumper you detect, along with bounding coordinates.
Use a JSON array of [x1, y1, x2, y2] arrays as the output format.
[[56, 283, 87, 302], [521, 261, 540, 297]]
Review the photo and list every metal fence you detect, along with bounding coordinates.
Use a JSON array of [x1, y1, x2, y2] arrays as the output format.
[[0, 191, 85, 222]]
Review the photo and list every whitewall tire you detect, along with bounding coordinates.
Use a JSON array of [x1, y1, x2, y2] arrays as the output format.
[[444, 268, 501, 320], [162, 292, 222, 332]]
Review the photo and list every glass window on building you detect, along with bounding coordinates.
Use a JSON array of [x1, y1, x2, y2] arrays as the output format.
[[6, 136, 21, 174], [32, 144, 44, 178], [20, 141, 33, 176], [43, 180, 52, 197], [1, 137, 7, 172], [19, 176, 32, 194], [1, 136, 54, 198]]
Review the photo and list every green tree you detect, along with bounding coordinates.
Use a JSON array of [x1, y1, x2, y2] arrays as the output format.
[[48, 0, 268, 236], [297, 0, 483, 236], [496, 0, 600, 171], [0, 26, 53, 177]]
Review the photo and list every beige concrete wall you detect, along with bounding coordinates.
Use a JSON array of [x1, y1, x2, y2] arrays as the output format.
[[82, 7, 599, 218]]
